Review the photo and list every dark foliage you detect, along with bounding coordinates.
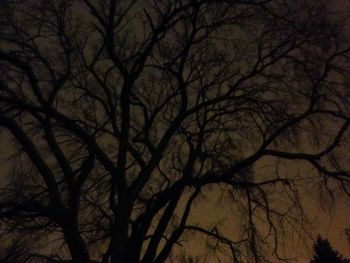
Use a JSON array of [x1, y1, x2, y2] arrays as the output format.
[[311, 236, 350, 263]]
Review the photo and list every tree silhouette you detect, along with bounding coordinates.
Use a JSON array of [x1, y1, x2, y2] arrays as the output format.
[[311, 236, 350, 263], [0, 0, 349, 262]]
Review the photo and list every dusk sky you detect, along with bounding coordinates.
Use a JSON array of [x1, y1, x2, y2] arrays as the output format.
[[303, 0, 350, 260]]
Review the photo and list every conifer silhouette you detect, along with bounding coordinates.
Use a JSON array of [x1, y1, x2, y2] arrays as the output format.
[[311, 236, 349, 263]]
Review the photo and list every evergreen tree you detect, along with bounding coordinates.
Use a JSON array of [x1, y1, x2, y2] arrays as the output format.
[[311, 236, 350, 263]]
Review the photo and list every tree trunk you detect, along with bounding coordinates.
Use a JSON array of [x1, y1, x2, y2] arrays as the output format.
[[63, 223, 90, 263], [110, 202, 134, 263]]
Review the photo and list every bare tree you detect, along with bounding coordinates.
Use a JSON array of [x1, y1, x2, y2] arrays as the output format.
[[0, 0, 349, 262]]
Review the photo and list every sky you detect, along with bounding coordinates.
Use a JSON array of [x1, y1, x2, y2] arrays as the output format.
[[183, 1, 350, 261], [310, 0, 350, 260]]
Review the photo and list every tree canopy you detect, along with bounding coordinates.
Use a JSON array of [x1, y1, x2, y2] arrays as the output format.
[[0, 0, 349, 262]]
